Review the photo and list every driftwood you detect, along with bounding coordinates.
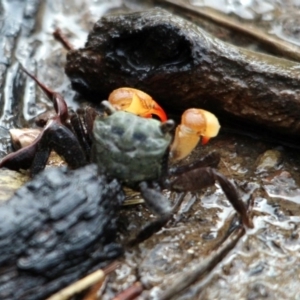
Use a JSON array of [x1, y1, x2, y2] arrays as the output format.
[[66, 8, 300, 144], [0, 164, 124, 300]]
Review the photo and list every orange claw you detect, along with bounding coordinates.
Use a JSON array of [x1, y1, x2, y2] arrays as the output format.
[[170, 108, 220, 162], [108, 88, 167, 121]]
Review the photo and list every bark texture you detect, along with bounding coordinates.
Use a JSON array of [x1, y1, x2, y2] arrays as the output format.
[[0, 164, 124, 300]]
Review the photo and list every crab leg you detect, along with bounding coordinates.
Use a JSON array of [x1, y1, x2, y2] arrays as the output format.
[[168, 151, 220, 176], [30, 120, 86, 175], [169, 166, 253, 228], [20, 65, 69, 123], [170, 108, 220, 162], [0, 67, 86, 174], [127, 182, 171, 245], [0, 135, 42, 171], [108, 87, 167, 121]]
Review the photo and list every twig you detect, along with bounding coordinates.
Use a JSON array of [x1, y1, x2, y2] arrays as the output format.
[[46, 261, 119, 300], [220, 157, 232, 177], [156, 0, 300, 62], [112, 282, 143, 300], [123, 198, 144, 206], [159, 226, 245, 300], [82, 277, 108, 300]]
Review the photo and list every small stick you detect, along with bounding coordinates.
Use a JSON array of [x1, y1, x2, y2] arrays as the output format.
[[159, 226, 245, 300], [112, 282, 143, 300], [123, 199, 144, 206], [82, 278, 108, 300], [46, 261, 119, 300]]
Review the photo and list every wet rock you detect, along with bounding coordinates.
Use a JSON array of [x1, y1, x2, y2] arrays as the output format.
[[0, 164, 124, 300], [255, 149, 283, 173], [66, 8, 300, 143]]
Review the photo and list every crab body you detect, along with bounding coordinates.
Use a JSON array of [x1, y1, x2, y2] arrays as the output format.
[[92, 111, 171, 186], [0, 67, 252, 244]]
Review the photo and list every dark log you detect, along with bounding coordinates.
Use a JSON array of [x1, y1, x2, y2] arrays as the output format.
[[0, 164, 124, 300], [66, 8, 300, 144]]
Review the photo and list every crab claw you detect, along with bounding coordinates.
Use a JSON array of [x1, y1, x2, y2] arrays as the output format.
[[170, 108, 220, 162], [108, 88, 167, 122]]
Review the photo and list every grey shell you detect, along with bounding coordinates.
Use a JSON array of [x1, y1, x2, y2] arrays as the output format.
[[92, 111, 172, 186]]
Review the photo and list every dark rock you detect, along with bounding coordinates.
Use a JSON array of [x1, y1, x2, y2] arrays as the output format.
[[0, 164, 124, 300]]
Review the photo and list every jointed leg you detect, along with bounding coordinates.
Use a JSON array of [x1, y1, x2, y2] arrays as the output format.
[[169, 167, 253, 228], [128, 182, 184, 246], [168, 152, 220, 177], [30, 120, 87, 175]]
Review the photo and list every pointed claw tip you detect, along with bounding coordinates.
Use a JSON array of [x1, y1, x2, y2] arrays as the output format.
[[201, 136, 210, 145], [150, 105, 168, 122]]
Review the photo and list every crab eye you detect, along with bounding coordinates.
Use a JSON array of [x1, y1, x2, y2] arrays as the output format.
[[160, 120, 175, 133]]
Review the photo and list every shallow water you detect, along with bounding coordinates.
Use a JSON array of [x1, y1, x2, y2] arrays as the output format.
[[1, 0, 300, 299]]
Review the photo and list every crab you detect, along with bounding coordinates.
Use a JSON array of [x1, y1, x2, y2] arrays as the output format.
[[0, 67, 252, 244]]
